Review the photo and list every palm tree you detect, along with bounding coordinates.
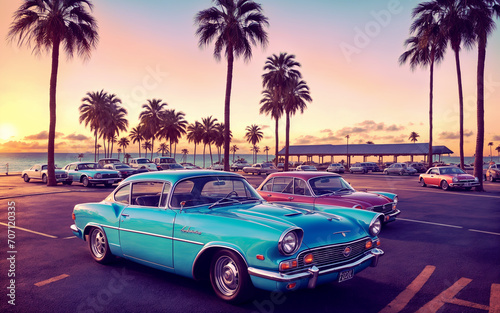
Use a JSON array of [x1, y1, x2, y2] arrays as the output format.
[[181, 149, 189, 163], [230, 145, 239, 162], [496, 145, 500, 162], [187, 121, 204, 166], [117, 148, 122, 160], [409, 132, 420, 143], [262, 53, 303, 171], [8, 0, 98, 186], [139, 99, 168, 160], [195, 0, 269, 171], [263, 146, 270, 162], [124, 153, 131, 164], [118, 137, 130, 160], [251, 145, 260, 163], [488, 142, 494, 161], [159, 109, 187, 158], [245, 124, 264, 164], [414, 0, 474, 170], [400, 7, 446, 168], [260, 88, 284, 166], [142, 141, 152, 157], [283, 78, 312, 169], [201, 116, 218, 168], [157, 143, 169, 156], [468, 0, 500, 190], [77, 153, 84, 162], [79, 90, 108, 162], [129, 125, 145, 157], [102, 95, 128, 158], [96, 144, 102, 160]]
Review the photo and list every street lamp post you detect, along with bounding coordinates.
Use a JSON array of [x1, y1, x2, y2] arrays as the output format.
[[346, 135, 350, 169]]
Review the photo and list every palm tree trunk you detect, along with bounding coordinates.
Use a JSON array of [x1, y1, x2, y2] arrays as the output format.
[[138, 140, 141, 158], [94, 130, 98, 162], [474, 36, 486, 191], [428, 58, 434, 169], [274, 118, 279, 166], [47, 38, 60, 186], [453, 49, 465, 170], [209, 144, 214, 166], [284, 112, 291, 171], [193, 143, 197, 165], [203, 144, 206, 168], [223, 47, 234, 171], [151, 138, 155, 160]]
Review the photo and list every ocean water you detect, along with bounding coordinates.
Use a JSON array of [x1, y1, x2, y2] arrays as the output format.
[[0, 152, 276, 173]]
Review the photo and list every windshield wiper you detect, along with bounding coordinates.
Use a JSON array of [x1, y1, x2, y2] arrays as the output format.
[[208, 190, 242, 209], [320, 188, 352, 197]]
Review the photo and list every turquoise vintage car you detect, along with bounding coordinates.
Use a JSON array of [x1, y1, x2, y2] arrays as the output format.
[[63, 162, 121, 187], [70, 170, 384, 302]]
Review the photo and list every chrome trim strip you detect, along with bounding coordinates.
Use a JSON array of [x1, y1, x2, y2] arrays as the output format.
[[248, 249, 384, 284], [100, 224, 203, 245]]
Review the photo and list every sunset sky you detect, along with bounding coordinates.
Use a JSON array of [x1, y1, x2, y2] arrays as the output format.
[[0, 0, 499, 157]]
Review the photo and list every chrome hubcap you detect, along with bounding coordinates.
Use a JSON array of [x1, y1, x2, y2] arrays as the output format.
[[215, 256, 239, 296], [91, 229, 105, 258]]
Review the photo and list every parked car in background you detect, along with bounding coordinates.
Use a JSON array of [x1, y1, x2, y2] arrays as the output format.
[[257, 172, 400, 224], [363, 162, 381, 172], [486, 164, 500, 182], [22, 164, 72, 185], [70, 170, 384, 303], [230, 160, 250, 171], [296, 165, 317, 171], [153, 157, 178, 170], [97, 158, 121, 169], [208, 163, 224, 170], [180, 162, 201, 170], [243, 163, 278, 175], [383, 163, 417, 175], [103, 163, 146, 178], [326, 163, 345, 173], [349, 163, 370, 174], [63, 162, 121, 187], [409, 163, 427, 173], [129, 158, 158, 171], [419, 166, 480, 190]]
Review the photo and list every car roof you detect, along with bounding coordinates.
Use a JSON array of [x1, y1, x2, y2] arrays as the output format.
[[121, 170, 243, 184], [267, 171, 340, 179]]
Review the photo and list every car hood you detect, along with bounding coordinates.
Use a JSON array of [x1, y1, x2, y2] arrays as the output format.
[[443, 174, 475, 180], [316, 191, 390, 209], [205, 202, 371, 247]]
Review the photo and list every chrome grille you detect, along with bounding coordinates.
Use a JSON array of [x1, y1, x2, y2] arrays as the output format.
[[55, 174, 67, 178], [373, 203, 394, 213], [297, 237, 368, 269], [102, 173, 119, 179]]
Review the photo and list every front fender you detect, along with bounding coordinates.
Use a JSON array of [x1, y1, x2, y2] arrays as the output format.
[[370, 191, 397, 201]]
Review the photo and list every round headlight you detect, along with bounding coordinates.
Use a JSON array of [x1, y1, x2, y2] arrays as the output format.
[[393, 196, 398, 205], [95, 173, 102, 179], [452, 177, 458, 183], [279, 231, 299, 255], [369, 218, 382, 237]]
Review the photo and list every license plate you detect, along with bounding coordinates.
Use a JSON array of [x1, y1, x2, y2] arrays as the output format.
[[338, 268, 354, 283], [108, 180, 114, 184]]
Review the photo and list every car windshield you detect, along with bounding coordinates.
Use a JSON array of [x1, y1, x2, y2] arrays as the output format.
[[440, 167, 466, 175], [78, 163, 97, 170], [309, 176, 354, 196], [137, 159, 150, 164], [171, 176, 262, 209]]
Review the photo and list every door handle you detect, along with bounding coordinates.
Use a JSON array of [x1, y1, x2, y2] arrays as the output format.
[[121, 213, 129, 217], [267, 194, 272, 197], [288, 197, 294, 200]]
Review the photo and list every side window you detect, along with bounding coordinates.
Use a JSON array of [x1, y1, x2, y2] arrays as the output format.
[[273, 177, 293, 193], [260, 178, 274, 192], [114, 184, 131, 204], [293, 178, 310, 196], [34, 165, 41, 171], [132, 182, 164, 207]]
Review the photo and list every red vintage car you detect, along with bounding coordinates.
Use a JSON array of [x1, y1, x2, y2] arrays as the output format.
[[418, 166, 480, 191], [256, 172, 400, 223]]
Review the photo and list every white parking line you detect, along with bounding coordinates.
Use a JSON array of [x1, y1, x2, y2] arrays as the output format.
[[34, 274, 69, 287], [398, 218, 463, 229], [0, 222, 58, 238], [468, 229, 500, 236]]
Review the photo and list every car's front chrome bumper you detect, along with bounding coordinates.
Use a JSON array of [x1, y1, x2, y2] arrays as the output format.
[[247, 248, 384, 289], [384, 209, 401, 222], [449, 182, 480, 188]]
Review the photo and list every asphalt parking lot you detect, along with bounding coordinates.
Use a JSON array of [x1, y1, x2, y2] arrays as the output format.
[[0, 172, 499, 313]]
